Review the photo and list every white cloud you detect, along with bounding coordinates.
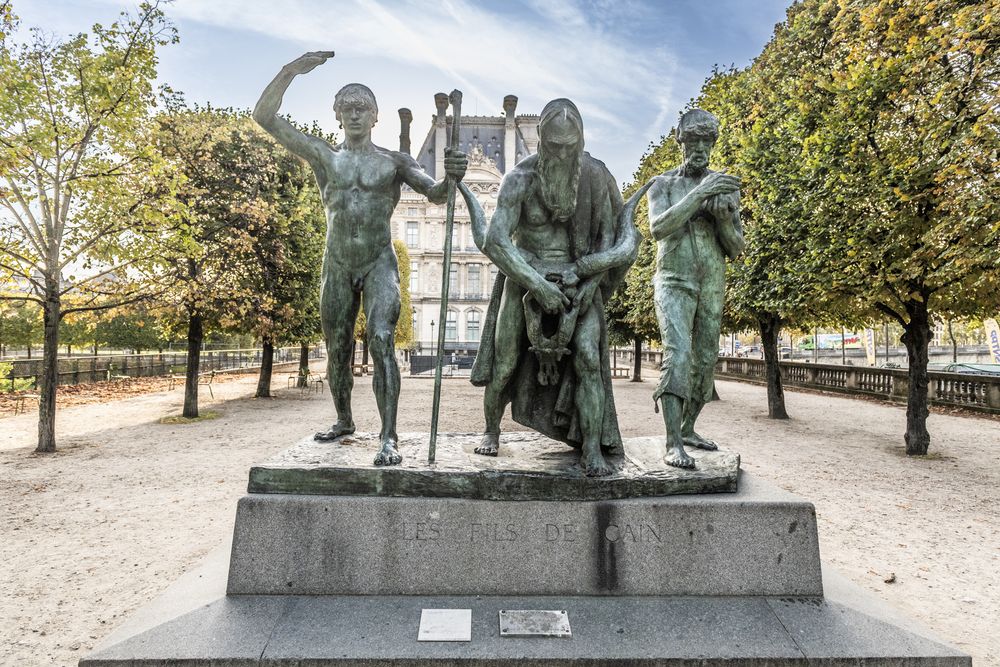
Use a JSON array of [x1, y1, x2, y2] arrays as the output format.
[[166, 0, 678, 146]]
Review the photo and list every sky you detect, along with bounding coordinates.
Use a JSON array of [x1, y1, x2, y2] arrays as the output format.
[[16, 0, 793, 185]]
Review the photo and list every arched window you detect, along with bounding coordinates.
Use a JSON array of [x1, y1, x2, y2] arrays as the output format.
[[466, 310, 481, 342], [445, 310, 458, 341]]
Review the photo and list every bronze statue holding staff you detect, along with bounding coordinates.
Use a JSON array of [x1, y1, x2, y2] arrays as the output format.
[[253, 51, 467, 466]]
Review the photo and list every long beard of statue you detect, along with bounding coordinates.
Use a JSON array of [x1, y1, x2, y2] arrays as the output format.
[[538, 152, 581, 222]]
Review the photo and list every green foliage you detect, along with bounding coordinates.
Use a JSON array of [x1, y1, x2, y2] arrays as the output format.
[[0, 299, 40, 354], [0, 361, 34, 392]]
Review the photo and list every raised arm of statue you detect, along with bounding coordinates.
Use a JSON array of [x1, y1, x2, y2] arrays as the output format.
[[482, 172, 569, 314], [253, 51, 336, 176]]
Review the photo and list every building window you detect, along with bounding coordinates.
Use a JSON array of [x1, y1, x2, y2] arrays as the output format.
[[445, 310, 457, 341], [407, 207, 418, 216], [467, 263, 481, 297], [406, 221, 419, 248], [449, 265, 459, 294], [409, 261, 419, 293], [450, 224, 460, 250], [489, 264, 499, 291], [466, 310, 481, 342]]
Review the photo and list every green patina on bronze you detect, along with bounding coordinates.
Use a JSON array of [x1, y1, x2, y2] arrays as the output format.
[[468, 98, 648, 478], [645, 109, 745, 469], [253, 51, 468, 467], [247, 433, 740, 500]]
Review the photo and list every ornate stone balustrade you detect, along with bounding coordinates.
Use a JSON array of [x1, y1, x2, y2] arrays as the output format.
[[714, 357, 1000, 414]]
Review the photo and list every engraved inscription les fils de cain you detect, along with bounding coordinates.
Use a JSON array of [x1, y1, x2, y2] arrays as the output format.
[[400, 521, 663, 543]]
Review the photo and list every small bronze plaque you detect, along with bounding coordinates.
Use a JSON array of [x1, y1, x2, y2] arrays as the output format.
[[498, 609, 571, 638]]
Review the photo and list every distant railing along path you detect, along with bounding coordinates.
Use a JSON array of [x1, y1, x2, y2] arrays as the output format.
[[715, 357, 1000, 415], [3, 346, 324, 391]]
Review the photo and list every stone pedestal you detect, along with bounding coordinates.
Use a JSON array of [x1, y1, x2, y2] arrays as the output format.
[[80, 434, 970, 666]]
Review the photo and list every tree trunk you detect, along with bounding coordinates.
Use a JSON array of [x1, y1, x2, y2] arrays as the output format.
[[297, 341, 309, 388], [630, 335, 643, 382], [183, 312, 203, 418], [27, 344, 32, 358], [36, 291, 61, 453], [759, 313, 789, 419], [255, 336, 274, 398], [947, 319, 957, 363], [902, 301, 931, 455]]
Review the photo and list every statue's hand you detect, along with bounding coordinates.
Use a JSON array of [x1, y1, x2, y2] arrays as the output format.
[[444, 148, 468, 182], [532, 279, 570, 314], [696, 171, 741, 199], [285, 51, 335, 75], [706, 192, 737, 222]]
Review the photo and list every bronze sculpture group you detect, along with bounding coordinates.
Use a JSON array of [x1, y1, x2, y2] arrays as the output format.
[[255, 52, 744, 476]]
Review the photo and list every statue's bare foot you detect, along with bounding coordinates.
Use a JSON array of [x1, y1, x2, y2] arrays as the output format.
[[474, 432, 500, 457], [664, 442, 696, 469], [314, 421, 356, 441], [373, 438, 402, 466], [581, 449, 616, 477], [683, 432, 718, 451]]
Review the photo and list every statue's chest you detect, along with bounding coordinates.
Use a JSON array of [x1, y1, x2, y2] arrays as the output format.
[[326, 153, 396, 192]]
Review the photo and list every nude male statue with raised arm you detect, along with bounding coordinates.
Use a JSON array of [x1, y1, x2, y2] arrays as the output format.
[[253, 51, 467, 466]]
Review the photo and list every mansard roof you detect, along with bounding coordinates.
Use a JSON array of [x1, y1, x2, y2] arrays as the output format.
[[413, 115, 531, 176]]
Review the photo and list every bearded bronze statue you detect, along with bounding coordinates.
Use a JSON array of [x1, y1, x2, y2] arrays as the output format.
[[469, 99, 647, 477]]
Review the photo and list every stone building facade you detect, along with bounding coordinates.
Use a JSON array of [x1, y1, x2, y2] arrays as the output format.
[[392, 95, 539, 353]]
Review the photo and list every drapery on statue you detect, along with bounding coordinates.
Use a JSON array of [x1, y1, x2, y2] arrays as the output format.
[[645, 108, 744, 469], [252, 51, 467, 466], [468, 98, 648, 477]]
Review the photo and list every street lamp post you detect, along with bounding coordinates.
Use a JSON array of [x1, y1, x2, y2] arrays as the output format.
[[430, 320, 435, 355]]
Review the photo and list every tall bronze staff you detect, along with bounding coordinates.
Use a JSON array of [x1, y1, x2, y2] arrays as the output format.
[[429, 89, 462, 463]]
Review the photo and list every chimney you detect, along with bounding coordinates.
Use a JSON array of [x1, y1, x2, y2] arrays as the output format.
[[398, 108, 413, 155], [434, 92, 449, 179], [503, 95, 518, 174]]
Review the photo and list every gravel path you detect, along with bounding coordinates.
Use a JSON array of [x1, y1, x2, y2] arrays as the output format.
[[1, 370, 997, 666]]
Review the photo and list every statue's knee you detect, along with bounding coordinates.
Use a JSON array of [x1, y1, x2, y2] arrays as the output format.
[[368, 329, 393, 358]]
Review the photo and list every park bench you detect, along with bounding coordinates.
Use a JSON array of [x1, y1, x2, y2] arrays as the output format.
[[612, 367, 631, 378], [13, 393, 40, 415], [352, 363, 370, 376]]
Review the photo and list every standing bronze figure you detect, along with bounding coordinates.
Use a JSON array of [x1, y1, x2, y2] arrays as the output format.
[[253, 51, 467, 466], [646, 109, 744, 469]]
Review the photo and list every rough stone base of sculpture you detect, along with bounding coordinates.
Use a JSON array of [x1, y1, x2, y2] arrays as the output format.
[[248, 432, 740, 499]]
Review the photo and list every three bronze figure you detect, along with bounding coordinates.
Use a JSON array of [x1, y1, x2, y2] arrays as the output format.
[[254, 52, 743, 476]]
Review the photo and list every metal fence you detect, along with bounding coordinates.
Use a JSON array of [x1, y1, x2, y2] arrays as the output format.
[[409, 354, 477, 375], [3, 346, 324, 391], [714, 357, 1000, 414]]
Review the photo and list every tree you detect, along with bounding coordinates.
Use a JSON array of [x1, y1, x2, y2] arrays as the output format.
[[0, 3, 176, 451], [789, 0, 1000, 453], [144, 106, 262, 417]]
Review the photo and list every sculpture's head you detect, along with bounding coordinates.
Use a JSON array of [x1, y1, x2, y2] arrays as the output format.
[[675, 108, 719, 173], [537, 98, 584, 221], [334, 83, 378, 140]]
